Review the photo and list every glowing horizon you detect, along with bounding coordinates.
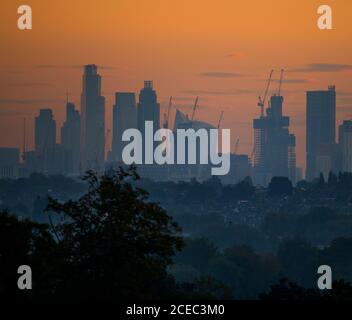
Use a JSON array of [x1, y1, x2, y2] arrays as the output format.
[[1, 0, 352, 170]]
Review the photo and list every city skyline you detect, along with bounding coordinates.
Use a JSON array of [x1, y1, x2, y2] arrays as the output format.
[[1, 64, 348, 184], [1, 0, 352, 170], [0, 64, 350, 178]]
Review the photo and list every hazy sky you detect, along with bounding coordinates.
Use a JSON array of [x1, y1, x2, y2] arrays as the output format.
[[1, 0, 352, 169]]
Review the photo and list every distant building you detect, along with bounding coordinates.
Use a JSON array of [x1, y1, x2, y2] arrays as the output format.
[[81, 64, 105, 172], [169, 109, 216, 182], [0, 148, 19, 179], [111, 92, 137, 162], [315, 143, 341, 180], [51, 144, 73, 175], [253, 94, 296, 186], [137, 80, 160, 161], [295, 167, 303, 183], [220, 154, 251, 185], [34, 109, 56, 173], [61, 102, 81, 175], [339, 120, 352, 173], [306, 86, 336, 180], [23, 150, 39, 174]]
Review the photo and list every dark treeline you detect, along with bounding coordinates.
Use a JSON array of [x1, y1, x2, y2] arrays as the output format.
[[1, 169, 352, 299], [171, 236, 352, 299]]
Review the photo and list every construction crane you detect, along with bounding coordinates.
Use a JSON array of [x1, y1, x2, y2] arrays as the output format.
[[234, 138, 239, 155], [258, 69, 274, 117], [163, 96, 173, 129], [191, 96, 199, 121], [167, 96, 172, 129], [278, 69, 284, 96], [217, 110, 224, 129], [163, 113, 168, 129], [250, 144, 256, 160]]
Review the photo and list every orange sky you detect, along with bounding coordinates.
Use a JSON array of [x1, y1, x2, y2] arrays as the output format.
[[1, 0, 352, 169]]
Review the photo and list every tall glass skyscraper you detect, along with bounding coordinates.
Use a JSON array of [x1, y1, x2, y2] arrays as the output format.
[[61, 102, 81, 174], [112, 92, 137, 162], [252, 94, 296, 186], [306, 86, 336, 181], [80, 65, 105, 171], [137, 81, 160, 163], [35, 109, 56, 173]]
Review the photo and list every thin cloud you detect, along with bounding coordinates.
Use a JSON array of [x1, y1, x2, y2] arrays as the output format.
[[337, 91, 352, 97], [173, 96, 199, 102], [180, 89, 255, 96], [289, 64, 352, 73], [7, 82, 52, 87], [225, 51, 246, 59], [0, 108, 33, 116], [338, 98, 352, 105], [36, 65, 115, 70], [271, 79, 308, 84], [200, 72, 243, 78], [0, 98, 62, 105], [160, 96, 208, 103]]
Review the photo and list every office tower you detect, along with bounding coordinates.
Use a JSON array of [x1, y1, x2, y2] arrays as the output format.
[[0, 148, 19, 179], [170, 109, 215, 182], [220, 154, 252, 185], [80, 64, 105, 171], [288, 134, 297, 184], [111, 93, 137, 162], [253, 94, 296, 186], [314, 143, 341, 180], [137, 80, 160, 139], [306, 86, 336, 180], [35, 109, 56, 154], [61, 101, 81, 174], [339, 120, 352, 173], [35, 109, 56, 172]]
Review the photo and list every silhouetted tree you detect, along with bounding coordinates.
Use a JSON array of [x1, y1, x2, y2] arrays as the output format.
[[328, 171, 338, 186], [321, 237, 352, 282], [0, 210, 57, 299], [259, 278, 321, 300], [324, 279, 352, 300], [179, 275, 233, 300], [318, 173, 325, 185], [175, 238, 218, 272], [268, 177, 293, 197], [261, 278, 352, 300], [45, 166, 184, 299], [277, 238, 319, 287]]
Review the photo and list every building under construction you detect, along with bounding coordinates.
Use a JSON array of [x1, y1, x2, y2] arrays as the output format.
[[252, 70, 296, 186]]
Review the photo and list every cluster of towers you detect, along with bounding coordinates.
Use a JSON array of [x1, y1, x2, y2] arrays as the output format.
[[0, 65, 350, 186], [306, 85, 352, 181], [252, 70, 297, 186], [24, 65, 162, 177]]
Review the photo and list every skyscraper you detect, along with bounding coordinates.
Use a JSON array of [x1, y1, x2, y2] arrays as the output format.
[[80, 64, 105, 171], [137, 81, 160, 164], [137, 80, 160, 136], [306, 86, 336, 181], [253, 94, 296, 186], [339, 120, 352, 173], [35, 109, 56, 173], [0, 148, 20, 179], [61, 101, 81, 174], [111, 92, 137, 163]]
